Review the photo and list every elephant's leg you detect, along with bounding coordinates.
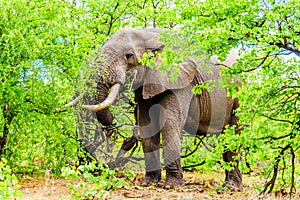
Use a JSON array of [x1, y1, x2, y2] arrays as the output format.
[[140, 132, 161, 186], [222, 150, 243, 191], [162, 123, 184, 189], [160, 90, 192, 188], [137, 100, 162, 186], [223, 98, 243, 191]]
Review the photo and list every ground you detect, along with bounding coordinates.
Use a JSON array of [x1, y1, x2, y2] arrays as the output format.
[[19, 171, 295, 200]]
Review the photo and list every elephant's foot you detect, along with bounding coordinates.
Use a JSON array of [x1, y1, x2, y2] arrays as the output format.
[[164, 171, 185, 190], [164, 159, 184, 189], [164, 169, 184, 189], [140, 171, 161, 186], [219, 169, 243, 193], [222, 150, 243, 192], [222, 179, 243, 192], [164, 175, 185, 189]]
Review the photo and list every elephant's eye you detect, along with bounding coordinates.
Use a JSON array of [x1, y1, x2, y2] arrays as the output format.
[[125, 52, 134, 60]]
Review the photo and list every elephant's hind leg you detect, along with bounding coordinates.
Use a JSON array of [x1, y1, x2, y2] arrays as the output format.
[[222, 98, 243, 191], [222, 150, 243, 191]]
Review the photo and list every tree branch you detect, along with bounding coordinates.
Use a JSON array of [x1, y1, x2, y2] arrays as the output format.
[[257, 132, 293, 142], [181, 137, 203, 158], [273, 42, 300, 57], [261, 144, 291, 194], [262, 114, 293, 125], [182, 161, 206, 170], [235, 52, 271, 73], [290, 147, 296, 199]]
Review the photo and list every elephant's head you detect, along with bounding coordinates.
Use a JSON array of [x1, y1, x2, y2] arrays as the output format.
[[80, 28, 198, 113]]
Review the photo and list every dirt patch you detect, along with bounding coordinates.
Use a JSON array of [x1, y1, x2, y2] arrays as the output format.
[[18, 171, 291, 200], [19, 176, 75, 199]]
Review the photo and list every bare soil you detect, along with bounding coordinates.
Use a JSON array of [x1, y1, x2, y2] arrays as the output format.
[[19, 171, 295, 200]]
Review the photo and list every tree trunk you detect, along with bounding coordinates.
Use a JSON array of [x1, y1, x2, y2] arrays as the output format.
[[1, 102, 14, 155]]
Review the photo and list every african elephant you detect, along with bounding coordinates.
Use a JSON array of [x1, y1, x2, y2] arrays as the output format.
[[71, 28, 242, 190]]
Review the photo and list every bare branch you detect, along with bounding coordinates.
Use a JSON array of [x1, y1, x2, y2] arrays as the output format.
[[262, 114, 293, 125], [257, 131, 293, 141], [290, 148, 296, 199], [182, 161, 206, 170], [235, 52, 271, 73], [181, 137, 203, 158], [261, 144, 291, 194]]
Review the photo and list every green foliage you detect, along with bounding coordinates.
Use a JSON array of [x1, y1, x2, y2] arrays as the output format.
[[192, 80, 218, 95], [0, 0, 178, 175], [0, 0, 122, 174], [61, 163, 129, 199], [0, 158, 22, 199], [181, 135, 220, 171], [159, 0, 300, 195], [0, 0, 83, 173], [0, 0, 299, 196]]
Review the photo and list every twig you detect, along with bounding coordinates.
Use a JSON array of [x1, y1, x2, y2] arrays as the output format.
[[237, 52, 271, 73], [260, 144, 291, 194], [290, 148, 296, 199], [181, 137, 203, 158], [182, 161, 206, 170], [261, 115, 293, 125]]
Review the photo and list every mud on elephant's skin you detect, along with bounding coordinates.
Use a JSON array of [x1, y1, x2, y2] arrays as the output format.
[[69, 28, 242, 191]]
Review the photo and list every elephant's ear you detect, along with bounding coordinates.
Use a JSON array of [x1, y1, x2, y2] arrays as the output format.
[[142, 59, 198, 99]]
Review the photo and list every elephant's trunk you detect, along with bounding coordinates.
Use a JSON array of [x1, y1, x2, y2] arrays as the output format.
[[82, 83, 120, 111]]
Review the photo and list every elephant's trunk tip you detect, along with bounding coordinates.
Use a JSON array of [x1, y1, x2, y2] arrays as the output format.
[[82, 83, 120, 111]]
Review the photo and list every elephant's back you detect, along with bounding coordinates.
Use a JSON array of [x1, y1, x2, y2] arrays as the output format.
[[185, 63, 234, 135]]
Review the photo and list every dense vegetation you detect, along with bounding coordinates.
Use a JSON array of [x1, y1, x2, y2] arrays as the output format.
[[0, 0, 299, 198]]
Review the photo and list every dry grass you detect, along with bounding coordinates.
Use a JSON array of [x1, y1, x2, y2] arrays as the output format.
[[18, 171, 298, 200]]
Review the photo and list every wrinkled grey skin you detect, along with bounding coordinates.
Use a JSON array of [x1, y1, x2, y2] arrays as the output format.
[[80, 28, 242, 190]]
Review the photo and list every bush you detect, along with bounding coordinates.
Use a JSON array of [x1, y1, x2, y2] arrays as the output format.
[[0, 158, 22, 200]]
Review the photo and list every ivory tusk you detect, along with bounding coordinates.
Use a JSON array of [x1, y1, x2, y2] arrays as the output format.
[[82, 83, 120, 111]]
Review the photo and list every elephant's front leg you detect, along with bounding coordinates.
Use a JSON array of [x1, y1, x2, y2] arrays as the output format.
[[160, 91, 191, 189], [140, 133, 161, 186], [137, 100, 162, 186], [161, 121, 184, 189]]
